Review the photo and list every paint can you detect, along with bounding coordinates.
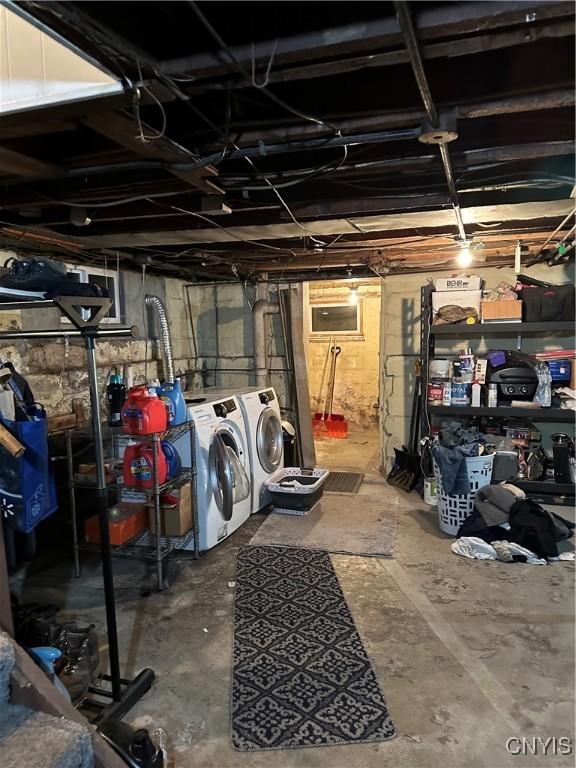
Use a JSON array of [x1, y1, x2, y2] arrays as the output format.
[[427, 383, 444, 405], [424, 477, 437, 506]]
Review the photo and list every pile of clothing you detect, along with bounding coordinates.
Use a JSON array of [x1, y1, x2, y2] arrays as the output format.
[[452, 483, 575, 565], [432, 426, 487, 495]]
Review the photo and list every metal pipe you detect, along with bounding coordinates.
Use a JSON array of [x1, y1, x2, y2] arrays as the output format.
[[0, 326, 139, 340], [145, 295, 175, 383], [252, 299, 280, 388], [438, 144, 467, 241], [65, 430, 80, 579], [45, 128, 420, 181], [394, 2, 438, 127], [395, 1, 466, 242], [85, 335, 122, 701]]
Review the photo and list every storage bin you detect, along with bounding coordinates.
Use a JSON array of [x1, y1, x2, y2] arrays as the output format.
[[265, 467, 329, 513], [434, 276, 482, 291], [433, 454, 494, 536], [481, 299, 522, 323]]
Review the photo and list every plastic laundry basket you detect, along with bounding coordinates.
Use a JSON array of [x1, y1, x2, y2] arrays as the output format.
[[433, 454, 495, 536]]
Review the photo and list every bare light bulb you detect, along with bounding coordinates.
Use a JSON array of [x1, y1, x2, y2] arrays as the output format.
[[349, 285, 358, 305], [456, 246, 473, 267]]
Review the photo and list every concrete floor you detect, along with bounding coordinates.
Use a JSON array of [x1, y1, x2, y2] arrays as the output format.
[[12, 425, 575, 767]]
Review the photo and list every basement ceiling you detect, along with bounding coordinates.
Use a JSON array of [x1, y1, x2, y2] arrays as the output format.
[[0, 0, 574, 280]]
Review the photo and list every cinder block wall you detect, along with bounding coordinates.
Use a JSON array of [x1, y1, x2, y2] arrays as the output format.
[[305, 280, 381, 427], [379, 262, 575, 470], [178, 281, 293, 418]]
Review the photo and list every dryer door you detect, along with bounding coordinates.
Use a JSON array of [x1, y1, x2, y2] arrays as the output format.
[[256, 407, 284, 474], [208, 433, 234, 521]]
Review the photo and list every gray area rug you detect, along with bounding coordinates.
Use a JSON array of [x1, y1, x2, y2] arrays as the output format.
[[250, 494, 398, 557], [232, 545, 396, 751], [323, 471, 364, 494]]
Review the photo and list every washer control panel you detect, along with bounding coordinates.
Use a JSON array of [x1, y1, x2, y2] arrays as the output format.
[[259, 389, 275, 405], [213, 398, 237, 417]]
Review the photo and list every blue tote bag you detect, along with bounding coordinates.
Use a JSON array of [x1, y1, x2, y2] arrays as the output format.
[[0, 407, 57, 533]]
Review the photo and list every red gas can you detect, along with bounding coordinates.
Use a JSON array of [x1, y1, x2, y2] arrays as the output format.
[[123, 443, 168, 489], [122, 386, 168, 435]]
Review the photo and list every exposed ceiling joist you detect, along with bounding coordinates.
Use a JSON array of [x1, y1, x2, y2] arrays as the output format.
[[206, 89, 575, 148], [0, 147, 62, 178], [80, 111, 222, 194], [178, 18, 574, 93], [74, 199, 575, 248], [160, 2, 573, 80]]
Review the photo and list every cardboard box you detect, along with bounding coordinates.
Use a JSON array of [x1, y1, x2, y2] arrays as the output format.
[[481, 299, 522, 323], [148, 485, 193, 537], [432, 289, 482, 314], [434, 275, 482, 291]]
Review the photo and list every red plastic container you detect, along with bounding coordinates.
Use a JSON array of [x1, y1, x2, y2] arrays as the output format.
[[122, 386, 168, 435], [85, 502, 148, 545], [123, 443, 168, 489]]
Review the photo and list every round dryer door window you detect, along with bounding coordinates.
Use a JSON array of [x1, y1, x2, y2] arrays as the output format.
[[208, 433, 234, 521], [257, 408, 283, 474]]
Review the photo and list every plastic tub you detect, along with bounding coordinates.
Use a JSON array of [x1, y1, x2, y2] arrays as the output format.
[[265, 467, 330, 512]]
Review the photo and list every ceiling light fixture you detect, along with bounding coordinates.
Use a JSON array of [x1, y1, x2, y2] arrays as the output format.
[[455, 239, 473, 268]]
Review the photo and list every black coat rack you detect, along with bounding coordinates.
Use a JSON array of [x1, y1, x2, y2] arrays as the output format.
[[0, 295, 154, 721]]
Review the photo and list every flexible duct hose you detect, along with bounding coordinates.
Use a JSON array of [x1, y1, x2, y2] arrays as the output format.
[[145, 295, 175, 383]]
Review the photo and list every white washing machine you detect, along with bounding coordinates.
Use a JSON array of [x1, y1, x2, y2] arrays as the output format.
[[237, 387, 284, 513], [176, 391, 252, 551], [187, 386, 284, 513]]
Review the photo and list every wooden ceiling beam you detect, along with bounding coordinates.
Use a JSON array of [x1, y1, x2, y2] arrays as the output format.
[[80, 111, 223, 195], [0, 147, 62, 179], [160, 2, 573, 80], [180, 19, 574, 93], [196, 90, 575, 149]]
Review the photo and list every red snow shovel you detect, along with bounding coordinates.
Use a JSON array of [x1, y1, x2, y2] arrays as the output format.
[[312, 345, 348, 439]]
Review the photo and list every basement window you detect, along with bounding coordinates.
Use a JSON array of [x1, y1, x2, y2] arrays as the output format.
[[310, 302, 362, 336], [62, 265, 121, 324]]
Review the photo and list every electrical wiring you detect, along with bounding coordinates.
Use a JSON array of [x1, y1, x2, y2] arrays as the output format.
[[251, 38, 279, 88], [188, 1, 339, 135], [133, 60, 168, 141], [219, 147, 350, 191], [144, 197, 300, 259], [158, 72, 345, 249]]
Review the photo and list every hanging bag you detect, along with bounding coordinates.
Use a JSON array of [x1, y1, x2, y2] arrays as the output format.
[[0, 404, 57, 533]]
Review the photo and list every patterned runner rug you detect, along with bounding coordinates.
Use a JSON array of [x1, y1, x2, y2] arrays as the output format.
[[232, 545, 396, 751]]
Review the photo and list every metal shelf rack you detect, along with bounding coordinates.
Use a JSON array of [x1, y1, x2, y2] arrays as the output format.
[[420, 283, 575, 503], [67, 419, 199, 591]]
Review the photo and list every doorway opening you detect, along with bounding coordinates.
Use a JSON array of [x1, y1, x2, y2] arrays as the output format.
[[303, 279, 382, 474]]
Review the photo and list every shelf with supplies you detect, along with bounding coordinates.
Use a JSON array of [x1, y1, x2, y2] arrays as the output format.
[[430, 321, 575, 336], [420, 282, 575, 504], [65, 417, 199, 592], [427, 406, 575, 422]]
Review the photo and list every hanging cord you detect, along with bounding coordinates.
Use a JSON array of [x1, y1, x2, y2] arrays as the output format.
[[142, 264, 150, 383], [251, 38, 278, 88], [133, 60, 168, 142], [188, 1, 339, 133]]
